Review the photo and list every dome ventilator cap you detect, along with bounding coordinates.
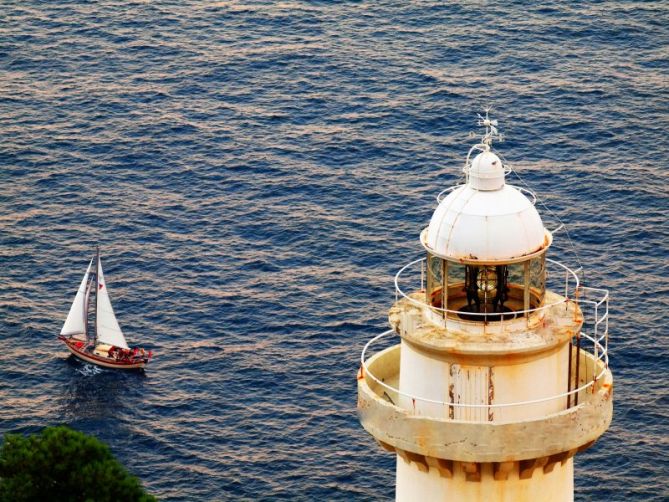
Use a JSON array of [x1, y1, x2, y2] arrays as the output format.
[[463, 110, 508, 191]]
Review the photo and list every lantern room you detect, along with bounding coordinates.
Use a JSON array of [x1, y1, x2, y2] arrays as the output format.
[[420, 141, 552, 321]]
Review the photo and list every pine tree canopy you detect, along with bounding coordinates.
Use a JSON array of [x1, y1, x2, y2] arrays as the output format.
[[0, 426, 156, 502]]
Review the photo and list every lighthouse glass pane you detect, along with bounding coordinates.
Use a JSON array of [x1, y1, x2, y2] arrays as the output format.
[[530, 254, 546, 303], [446, 262, 466, 313], [503, 262, 525, 312], [448, 262, 466, 285], [426, 254, 443, 307], [507, 262, 524, 287]]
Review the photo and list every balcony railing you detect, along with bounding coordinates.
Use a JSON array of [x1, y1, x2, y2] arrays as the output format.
[[360, 323, 609, 422]]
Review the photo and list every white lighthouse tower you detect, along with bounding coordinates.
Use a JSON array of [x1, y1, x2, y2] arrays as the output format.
[[358, 114, 612, 502]]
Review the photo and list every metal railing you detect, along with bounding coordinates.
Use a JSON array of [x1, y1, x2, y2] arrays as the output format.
[[572, 286, 610, 397], [395, 256, 581, 323], [360, 326, 609, 421]]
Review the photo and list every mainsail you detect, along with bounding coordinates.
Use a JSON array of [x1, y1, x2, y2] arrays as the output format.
[[95, 257, 129, 349], [60, 259, 93, 337]]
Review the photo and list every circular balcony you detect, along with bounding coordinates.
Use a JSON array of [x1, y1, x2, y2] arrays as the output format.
[[357, 330, 612, 463]]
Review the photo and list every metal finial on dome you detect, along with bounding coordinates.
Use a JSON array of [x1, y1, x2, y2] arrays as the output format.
[[477, 109, 503, 148]]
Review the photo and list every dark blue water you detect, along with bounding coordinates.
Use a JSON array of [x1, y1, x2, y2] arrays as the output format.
[[1, 1, 668, 500]]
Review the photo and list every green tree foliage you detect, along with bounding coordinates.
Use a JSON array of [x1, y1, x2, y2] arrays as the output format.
[[0, 426, 156, 502]]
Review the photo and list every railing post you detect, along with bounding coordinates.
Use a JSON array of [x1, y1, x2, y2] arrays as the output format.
[[605, 297, 609, 368], [575, 330, 581, 406], [421, 259, 425, 292], [593, 302, 599, 386], [567, 341, 573, 409]]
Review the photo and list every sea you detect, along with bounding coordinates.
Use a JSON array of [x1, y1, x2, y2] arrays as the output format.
[[1, 1, 667, 500]]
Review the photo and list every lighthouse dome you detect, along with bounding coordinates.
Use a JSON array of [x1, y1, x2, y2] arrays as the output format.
[[423, 160, 550, 263]]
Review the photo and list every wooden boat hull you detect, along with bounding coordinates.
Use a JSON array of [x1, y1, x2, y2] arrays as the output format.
[[59, 336, 148, 370]]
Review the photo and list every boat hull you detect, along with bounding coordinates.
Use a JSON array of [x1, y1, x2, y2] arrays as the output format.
[[59, 336, 148, 370]]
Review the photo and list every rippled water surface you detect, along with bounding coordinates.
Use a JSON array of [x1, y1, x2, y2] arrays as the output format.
[[1, 1, 668, 500]]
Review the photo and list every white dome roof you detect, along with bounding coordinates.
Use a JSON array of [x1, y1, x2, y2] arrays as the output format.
[[423, 183, 550, 263]]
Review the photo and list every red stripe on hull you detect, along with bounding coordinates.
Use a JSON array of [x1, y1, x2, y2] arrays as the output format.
[[59, 337, 148, 370]]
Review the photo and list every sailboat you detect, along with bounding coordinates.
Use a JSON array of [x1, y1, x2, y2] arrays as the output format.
[[58, 248, 152, 370]]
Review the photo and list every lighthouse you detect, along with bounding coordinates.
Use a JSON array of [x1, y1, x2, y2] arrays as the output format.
[[357, 114, 612, 501]]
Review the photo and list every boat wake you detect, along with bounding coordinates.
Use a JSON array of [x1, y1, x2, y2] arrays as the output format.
[[75, 363, 104, 377]]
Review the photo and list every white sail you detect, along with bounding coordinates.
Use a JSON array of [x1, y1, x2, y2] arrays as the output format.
[[60, 259, 93, 337], [95, 257, 129, 349]]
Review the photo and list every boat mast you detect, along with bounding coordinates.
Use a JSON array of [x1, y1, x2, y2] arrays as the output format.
[[94, 245, 99, 347], [83, 256, 96, 345], [84, 275, 92, 342]]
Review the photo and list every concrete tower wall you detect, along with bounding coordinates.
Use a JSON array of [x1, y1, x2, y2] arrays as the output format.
[[398, 340, 570, 422], [396, 456, 574, 502]]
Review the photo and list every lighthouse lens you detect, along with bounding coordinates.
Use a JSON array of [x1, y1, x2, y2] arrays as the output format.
[[477, 267, 497, 293]]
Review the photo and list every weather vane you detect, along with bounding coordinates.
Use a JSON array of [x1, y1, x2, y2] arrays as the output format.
[[477, 108, 503, 148]]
